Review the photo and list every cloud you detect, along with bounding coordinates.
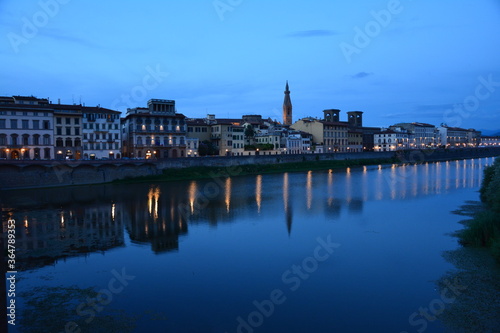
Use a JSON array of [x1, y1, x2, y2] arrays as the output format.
[[286, 29, 338, 38], [351, 72, 373, 79]]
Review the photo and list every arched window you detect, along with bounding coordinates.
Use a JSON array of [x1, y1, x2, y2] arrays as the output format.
[[74, 138, 81, 147], [43, 135, 51, 145], [11, 134, 18, 145], [33, 134, 40, 145], [22, 134, 29, 145], [65, 138, 73, 147], [56, 137, 63, 147], [137, 137, 142, 145]]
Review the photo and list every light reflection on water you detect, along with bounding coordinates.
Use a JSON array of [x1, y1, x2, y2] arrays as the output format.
[[1, 157, 495, 333]]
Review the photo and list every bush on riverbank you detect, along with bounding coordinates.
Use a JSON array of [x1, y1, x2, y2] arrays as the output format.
[[459, 157, 500, 262]]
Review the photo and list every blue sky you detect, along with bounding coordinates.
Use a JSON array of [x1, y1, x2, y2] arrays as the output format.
[[1, 0, 500, 131]]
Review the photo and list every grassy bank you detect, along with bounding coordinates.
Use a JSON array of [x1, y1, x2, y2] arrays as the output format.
[[113, 156, 398, 184], [458, 157, 500, 262]]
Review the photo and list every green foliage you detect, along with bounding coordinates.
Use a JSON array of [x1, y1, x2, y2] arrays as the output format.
[[459, 211, 500, 248], [460, 157, 500, 262], [198, 140, 218, 156], [480, 158, 500, 212], [244, 125, 255, 138], [244, 144, 274, 151]]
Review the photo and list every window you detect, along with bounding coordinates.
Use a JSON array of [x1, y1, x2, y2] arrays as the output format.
[[65, 118, 70, 125], [11, 111, 16, 115], [56, 138, 63, 147], [89, 123, 93, 129], [74, 128, 80, 135], [83, 134, 88, 140], [11, 134, 18, 145], [33, 120, 40, 129], [56, 117, 62, 124], [44, 148, 51, 159], [22, 120, 29, 129], [43, 120, 50, 130], [10, 119, 17, 129], [74, 118, 79, 125], [65, 138, 72, 147], [43, 135, 50, 145], [83, 123, 87, 129], [0, 119, 5, 129], [23, 112, 28, 116], [56, 127, 62, 135], [115, 133, 119, 139], [66, 127, 71, 135], [22, 134, 29, 145], [0, 135, 6, 145]]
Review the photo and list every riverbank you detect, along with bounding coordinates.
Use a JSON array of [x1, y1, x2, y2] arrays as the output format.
[[457, 157, 500, 262], [436, 158, 500, 332], [1, 147, 499, 189], [437, 199, 500, 333], [112, 157, 398, 184]]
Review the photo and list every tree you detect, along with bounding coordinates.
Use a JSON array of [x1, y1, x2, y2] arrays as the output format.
[[244, 124, 256, 138]]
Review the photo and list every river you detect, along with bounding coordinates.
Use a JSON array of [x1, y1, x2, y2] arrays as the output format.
[[2, 158, 494, 333]]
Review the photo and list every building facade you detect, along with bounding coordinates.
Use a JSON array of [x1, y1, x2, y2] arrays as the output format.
[[0, 96, 54, 160], [82, 107, 121, 159], [122, 99, 187, 159]]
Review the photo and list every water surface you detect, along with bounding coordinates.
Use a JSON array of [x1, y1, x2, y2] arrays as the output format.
[[3, 158, 493, 333]]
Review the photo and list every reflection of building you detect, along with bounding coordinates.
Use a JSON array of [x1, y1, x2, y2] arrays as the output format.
[[122, 99, 187, 159], [123, 186, 188, 253], [2, 204, 124, 270], [0, 96, 53, 160]]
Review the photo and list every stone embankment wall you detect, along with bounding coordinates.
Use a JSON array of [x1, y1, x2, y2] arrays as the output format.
[[1, 148, 499, 190]]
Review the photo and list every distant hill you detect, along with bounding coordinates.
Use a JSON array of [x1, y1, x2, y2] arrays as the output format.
[[478, 129, 500, 136]]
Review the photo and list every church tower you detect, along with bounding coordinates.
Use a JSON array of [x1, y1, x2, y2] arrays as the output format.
[[283, 81, 292, 125]]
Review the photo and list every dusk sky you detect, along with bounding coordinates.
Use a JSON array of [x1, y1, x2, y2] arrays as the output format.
[[1, 0, 500, 131]]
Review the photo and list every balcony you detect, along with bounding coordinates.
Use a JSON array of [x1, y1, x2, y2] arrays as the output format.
[[134, 144, 186, 149]]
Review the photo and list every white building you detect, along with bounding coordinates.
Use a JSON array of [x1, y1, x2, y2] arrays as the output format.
[[82, 107, 122, 159], [285, 133, 302, 154], [374, 130, 398, 152], [393, 122, 437, 148], [186, 138, 199, 157]]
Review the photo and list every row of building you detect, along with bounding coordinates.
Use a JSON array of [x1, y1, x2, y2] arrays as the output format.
[[0, 85, 498, 160]]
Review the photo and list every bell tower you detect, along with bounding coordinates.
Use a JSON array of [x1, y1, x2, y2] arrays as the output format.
[[283, 81, 292, 125]]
